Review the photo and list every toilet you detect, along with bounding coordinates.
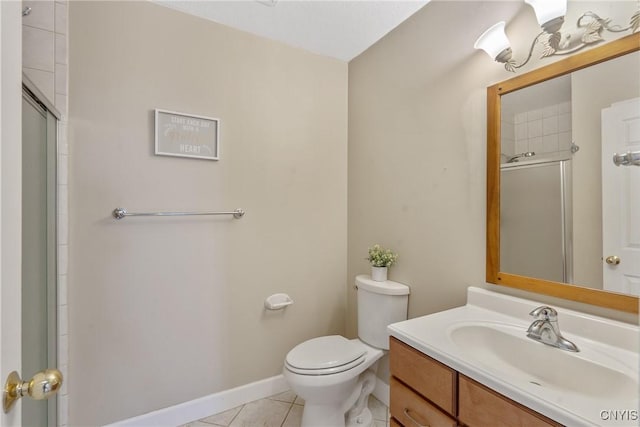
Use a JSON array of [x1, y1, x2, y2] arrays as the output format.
[[283, 275, 410, 427]]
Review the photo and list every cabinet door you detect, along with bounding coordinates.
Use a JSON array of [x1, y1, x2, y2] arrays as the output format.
[[391, 377, 458, 427], [390, 337, 457, 415], [458, 375, 562, 427]]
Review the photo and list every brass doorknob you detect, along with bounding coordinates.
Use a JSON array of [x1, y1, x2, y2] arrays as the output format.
[[605, 255, 621, 265], [3, 369, 63, 413]]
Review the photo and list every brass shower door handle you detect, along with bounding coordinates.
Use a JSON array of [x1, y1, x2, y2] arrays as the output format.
[[605, 255, 621, 265], [3, 369, 63, 413]]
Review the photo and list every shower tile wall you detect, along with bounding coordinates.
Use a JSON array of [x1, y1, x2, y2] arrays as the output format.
[[513, 102, 571, 155], [22, 1, 69, 425], [506, 101, 572, 158]]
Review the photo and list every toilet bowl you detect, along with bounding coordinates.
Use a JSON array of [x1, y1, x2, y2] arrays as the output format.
[[283, 275, 410, 427], [283, 336, 383, 427]]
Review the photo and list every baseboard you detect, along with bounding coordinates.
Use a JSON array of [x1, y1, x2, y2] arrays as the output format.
[[104, 375, 289, 427], [372, 378, 389, 407]]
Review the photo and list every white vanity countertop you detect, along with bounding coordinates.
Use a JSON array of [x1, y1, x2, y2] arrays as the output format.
[[388, 287, 640, 427]]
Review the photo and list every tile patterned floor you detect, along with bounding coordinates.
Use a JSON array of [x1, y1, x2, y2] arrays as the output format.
[[179, 390, 389, 427]]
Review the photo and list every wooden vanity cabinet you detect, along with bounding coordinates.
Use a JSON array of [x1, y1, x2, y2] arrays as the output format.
[[390, 337, 562, 427], [458, 376, 562, 427], [390, 337, 457, 426]]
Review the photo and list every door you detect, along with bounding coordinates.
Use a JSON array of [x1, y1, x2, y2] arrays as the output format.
[[602, 98, 640, 296], [1, 2, 25, 426]]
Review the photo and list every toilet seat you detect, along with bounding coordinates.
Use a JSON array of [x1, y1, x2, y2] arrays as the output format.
[[285, 335, 366, 376]]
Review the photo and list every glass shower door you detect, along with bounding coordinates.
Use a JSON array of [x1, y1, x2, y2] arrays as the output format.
[[500, 161, 572, 283], [22, 89, 58, 427]]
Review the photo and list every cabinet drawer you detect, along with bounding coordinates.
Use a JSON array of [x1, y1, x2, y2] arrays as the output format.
[[390, 417, 402, 427], [391, 377, 457, 427], [458, 375, 562, 427], [390, 337, 457, 415]]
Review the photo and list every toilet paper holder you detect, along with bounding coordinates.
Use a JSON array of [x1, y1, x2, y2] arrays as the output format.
[[264, 293, 293, 310]]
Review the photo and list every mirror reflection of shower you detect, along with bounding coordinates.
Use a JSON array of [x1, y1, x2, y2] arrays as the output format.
[[500, 160, 573, 284]]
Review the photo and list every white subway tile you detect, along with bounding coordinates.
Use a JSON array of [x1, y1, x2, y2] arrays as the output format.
[[58, 153, 68, 185], [514, 112, 527, 124], [527, 108, 543, 121], [58, 394, 69, 426], [58, 334, 69, 366], [55, 63, 67, 95], [527, 119, 543, 138], [58, 213, 68, 246], [58, 273, 67, 306], [543, 116, 558, 136], [542, 104, 558, 118], [529, 137, 543, 153], [23, 26, 55, 72], [57, 363, 68, 395], [58, 303, 68, 336], [58, 243, 68, 276], [58, 184, 68, 216], [515, 122, 527, 140], [55, 33, 67, 65], [542, 134, 559, 153], [559, 101, 572, 114], [515, 139, 528, 153], [55, 2, 67, 35], [55, 93, 68, 117], [22, 1, 55, 32], [57, 121, 68, 155]]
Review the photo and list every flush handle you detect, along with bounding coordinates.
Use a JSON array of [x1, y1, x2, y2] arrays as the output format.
[[3, 369, 63, 413], [605, 255, 621, 265]]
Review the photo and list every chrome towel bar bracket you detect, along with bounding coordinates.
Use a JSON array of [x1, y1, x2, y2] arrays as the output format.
[[613, 151, 640, 166], [113, 208, 245, 220]]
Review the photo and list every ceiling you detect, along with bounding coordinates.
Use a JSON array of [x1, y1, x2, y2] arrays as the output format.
[[153, 0, 431, 62]]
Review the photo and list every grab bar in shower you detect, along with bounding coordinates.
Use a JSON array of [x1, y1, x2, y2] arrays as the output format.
[[112, 207, 245, 220], [613, 151, 640, 166]]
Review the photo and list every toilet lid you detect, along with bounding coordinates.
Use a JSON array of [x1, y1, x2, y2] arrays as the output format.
[[285, 335, 366, 372]]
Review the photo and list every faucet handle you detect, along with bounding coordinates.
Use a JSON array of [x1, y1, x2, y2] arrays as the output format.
[[529, 306, 557, 320]]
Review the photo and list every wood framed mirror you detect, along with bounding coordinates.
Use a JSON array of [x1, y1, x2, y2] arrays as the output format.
[[486, 33, 640, 313]]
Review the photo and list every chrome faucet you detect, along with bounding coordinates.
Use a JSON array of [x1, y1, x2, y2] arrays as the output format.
[[526, 306, 579, 352]]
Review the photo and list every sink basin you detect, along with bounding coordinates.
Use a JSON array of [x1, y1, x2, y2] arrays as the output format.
[[388, 287, 640, 427], [448, 322, 638, 400]]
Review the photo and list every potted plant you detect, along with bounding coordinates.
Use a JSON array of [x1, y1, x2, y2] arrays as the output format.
[[366, 244, 398, 282]]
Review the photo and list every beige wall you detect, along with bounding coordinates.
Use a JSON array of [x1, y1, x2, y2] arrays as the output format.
[[347, 0, 639, 342], [68, 2, 347, 425], [348, 1, 514, 338]]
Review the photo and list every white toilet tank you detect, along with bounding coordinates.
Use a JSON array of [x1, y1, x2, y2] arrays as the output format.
[[356, 275, 410, 350]]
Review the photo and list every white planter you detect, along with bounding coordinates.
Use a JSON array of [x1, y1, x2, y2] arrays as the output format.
[[371, 266, 388, 282]]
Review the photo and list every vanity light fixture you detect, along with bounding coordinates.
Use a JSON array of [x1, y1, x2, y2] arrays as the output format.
[[474, 22, 513, 65], [475, 0, 640, 72], [525, 0, 567, 34]]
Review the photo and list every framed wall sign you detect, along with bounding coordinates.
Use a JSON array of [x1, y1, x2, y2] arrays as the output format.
[[155, 109, 220, 160]]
